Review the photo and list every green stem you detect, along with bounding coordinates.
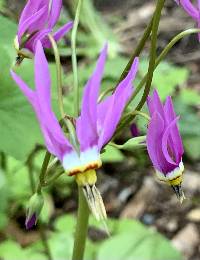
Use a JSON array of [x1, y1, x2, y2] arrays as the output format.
[[26, 150, 52, 260], [125, 110, 150, 121], [44, 170, 64, 186], [39, 222, 53, 260], [136, 0, 165, 111], [72, 187, 90, 260], [115, 30, 200, 135], [129, 28, 200, 108], [72, 0, 83, 117], [98, 16, 153, 102], [117, 17, 154, 84], [48, 34, 65, 118], [37, 152, 51, 193], [0, 152, 7, 172]]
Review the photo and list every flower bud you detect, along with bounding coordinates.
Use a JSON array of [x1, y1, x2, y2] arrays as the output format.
[[25, 192, 44, 229]]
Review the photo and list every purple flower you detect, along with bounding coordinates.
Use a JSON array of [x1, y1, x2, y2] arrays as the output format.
[[146, 90, 185, 202], [177, 0, 200, 41], [15, 0, 73, 57], [11, 41, 139, 176]]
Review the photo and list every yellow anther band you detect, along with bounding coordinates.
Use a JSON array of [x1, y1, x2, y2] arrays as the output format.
[[168, 175, 183, 186], [75, 169, 97, 186]]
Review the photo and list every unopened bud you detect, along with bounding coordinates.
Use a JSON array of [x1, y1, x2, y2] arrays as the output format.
[[25, 192, 44, 229]]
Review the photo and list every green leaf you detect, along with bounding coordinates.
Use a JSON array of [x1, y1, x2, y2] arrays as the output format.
[[97, 219, 182, 260], [0, 240, 47, 260], [49, 232, 74, 260], [178, 88, 200, 106], [54, 214, 76, 234], [183, 136, 200, 160], [0, 15, 62, 160]]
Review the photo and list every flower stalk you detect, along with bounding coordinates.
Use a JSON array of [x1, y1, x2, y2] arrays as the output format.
[[136, 0, 165, 111], [116, 28, 200, 133], [72, 187, 90, 260]]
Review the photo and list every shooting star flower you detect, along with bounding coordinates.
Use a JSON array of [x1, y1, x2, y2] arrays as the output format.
[[146, 90, 185, 203], [11, 41, 139, 221], [14, 0, 73, 60]]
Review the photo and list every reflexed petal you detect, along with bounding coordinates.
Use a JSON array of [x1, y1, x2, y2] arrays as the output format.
[[180, 0, 199, 19], [18, 5, 48, 42], [161, 117, 180, 166], [164, 96, 184, 162], [147, 89, 165, 119], [34, 41, 73, 154], [146, 112, 176, 174], [98, 57, 139, 149], [11, 41, 73, 160], [42, 22, 73, 48], [47, 0, 62, 28], [18, 0, 47, 29], [76, 44, 108, 151], [25, 28, 51, 52]]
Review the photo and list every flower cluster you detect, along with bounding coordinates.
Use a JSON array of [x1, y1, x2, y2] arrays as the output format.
[[10, 0, 188, 229]]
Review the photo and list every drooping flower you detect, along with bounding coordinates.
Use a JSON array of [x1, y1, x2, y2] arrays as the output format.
[[177, 0, 200, 41], [14, 0, 73, 59], [146, 90, 185, 202], [11, 41, 139, 220]]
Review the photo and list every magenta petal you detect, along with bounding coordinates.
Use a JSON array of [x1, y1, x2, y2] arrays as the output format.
[[47, 0, 62, 28], [42, 21, 73, 48], [18, 5, 48, 42], [25, 28, 51, 53], [98, 57, 139, 149], [180, 0, 199, 19], [147, 89, 165, 119], [18, 0, 46, 28], [161, 117, 180, 166], [11, 41, 73, 161], [34, 41, 73, 154], [164, 96, 184, 162], [76, 44, 108, 151], [146, 112, 176, 174]]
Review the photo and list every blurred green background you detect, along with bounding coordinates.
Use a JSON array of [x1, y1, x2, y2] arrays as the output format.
[[0, 0, 199, 259]]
